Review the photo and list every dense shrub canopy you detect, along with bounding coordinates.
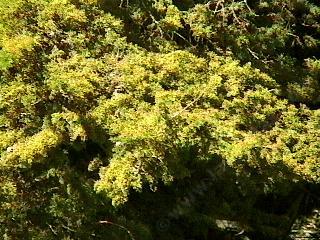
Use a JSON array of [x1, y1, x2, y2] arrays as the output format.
[[1, 0, 320, 239]]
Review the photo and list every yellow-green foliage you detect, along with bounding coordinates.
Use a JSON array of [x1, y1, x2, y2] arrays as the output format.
[[89, 50, 320, 205], [0, 81, 39, 128], [51, 110, 87, 141], [0, 130, 24, 151], [186, 4, 216, 39], [2, 128, 62, 168], [159, 5, 183, 31], [1, 35, 37, 58], [37, 0, 87, 31], [46, 54, 105, 99], [1, 0, 320, 238]]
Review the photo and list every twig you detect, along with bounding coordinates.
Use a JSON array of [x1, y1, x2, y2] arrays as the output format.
[[287, 33, 303, 46], [173, 31, 193, 46], [99, 220, 135, 240], [247, 47, 260, 60], [143, 4, 163, 37], [235, 229, 245, 236], [213, 1, 223, 14], [231, 0, 241, 24], [62, 224, 76, 232], [172, 90, 205, 118], [243, 0, 253, 13], [48, 224, 58, 236], [119, 0, 129, 8]]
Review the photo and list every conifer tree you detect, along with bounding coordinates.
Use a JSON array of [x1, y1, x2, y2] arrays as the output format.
[[0, 0, 320, 239]]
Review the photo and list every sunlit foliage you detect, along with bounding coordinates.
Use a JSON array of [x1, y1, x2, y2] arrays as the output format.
[[1, 0, 320, 239]]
